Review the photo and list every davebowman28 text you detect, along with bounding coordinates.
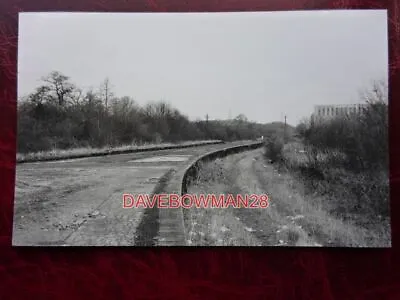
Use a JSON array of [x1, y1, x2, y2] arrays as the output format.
[[122, 193, 269, 209]]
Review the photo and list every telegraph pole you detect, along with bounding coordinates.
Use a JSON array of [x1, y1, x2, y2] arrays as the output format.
[[206, 114, 209, 139], [284, 115, 287, 144]]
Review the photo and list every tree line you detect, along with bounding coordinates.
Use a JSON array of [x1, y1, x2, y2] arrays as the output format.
[[18, 71, 279, 153]]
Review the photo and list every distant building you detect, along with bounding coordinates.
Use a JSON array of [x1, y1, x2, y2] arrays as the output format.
[[312, 104, 368, 122]]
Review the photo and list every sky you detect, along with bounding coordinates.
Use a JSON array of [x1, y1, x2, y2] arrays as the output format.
[[18, 10, 388, 125]]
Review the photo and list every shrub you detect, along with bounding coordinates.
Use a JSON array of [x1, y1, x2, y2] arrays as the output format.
[[302, 100, 388, 173], [293, 81, 389, 219], [264, 135, 284, 162]]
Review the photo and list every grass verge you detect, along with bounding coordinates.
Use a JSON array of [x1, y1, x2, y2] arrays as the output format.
[[185, 149, 391, 247]]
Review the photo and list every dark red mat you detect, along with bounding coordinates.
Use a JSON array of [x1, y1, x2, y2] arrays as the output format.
[[1, 1, 399, 299]]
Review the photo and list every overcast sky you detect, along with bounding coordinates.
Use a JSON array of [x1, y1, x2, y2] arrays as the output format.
[[18, 10, 388, 125]]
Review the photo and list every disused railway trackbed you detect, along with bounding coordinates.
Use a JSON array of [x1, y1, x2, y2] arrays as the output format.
[[13, 141, 262, 246]]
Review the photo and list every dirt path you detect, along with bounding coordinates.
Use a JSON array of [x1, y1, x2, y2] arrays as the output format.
[[186, 149, 328, 246], [232, 150, 322, 246]]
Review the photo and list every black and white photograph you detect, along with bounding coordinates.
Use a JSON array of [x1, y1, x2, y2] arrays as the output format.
[[13, 11, 390, 247]]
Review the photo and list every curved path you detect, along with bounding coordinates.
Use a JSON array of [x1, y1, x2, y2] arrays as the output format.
[[186, 148, 323, 247], [13, 141, 252, 246]]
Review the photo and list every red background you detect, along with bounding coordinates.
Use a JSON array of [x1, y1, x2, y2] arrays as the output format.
[[1, 1, 399, 299]]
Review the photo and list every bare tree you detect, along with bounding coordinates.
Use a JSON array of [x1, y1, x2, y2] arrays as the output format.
[[100, 78, 114, 110], [41, 71, 75, 106], [70, 88, 84, 106], [29, 85, 51, 105], [234, 114, 248, 123], [359, 79, 388, 105], [143, 101, 173, 141]]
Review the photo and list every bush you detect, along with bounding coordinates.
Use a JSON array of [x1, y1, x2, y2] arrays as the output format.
[[264, 135, 284, 162], [293, 81, 389, 219], [302, 100, 388, 173]]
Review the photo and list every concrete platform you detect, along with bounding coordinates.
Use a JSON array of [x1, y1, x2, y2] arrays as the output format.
[[13, 141, 252, 246]]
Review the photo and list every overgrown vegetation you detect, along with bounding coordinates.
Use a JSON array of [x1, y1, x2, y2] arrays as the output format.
[[272, 80, 390, 232], [18, 71, 284, 155], [185, 158, 262, 246], [264, 135, 285, 163]]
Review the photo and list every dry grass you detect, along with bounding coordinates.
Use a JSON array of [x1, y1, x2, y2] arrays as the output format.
[[253, 159, 391, 247], [282, 141, 390, 215], [184, 200, 262, 246], [17, 140, 221, 163], [278, 141, 391, 247], [184, 159, 262, 246], [185, 149, 391, 247]]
